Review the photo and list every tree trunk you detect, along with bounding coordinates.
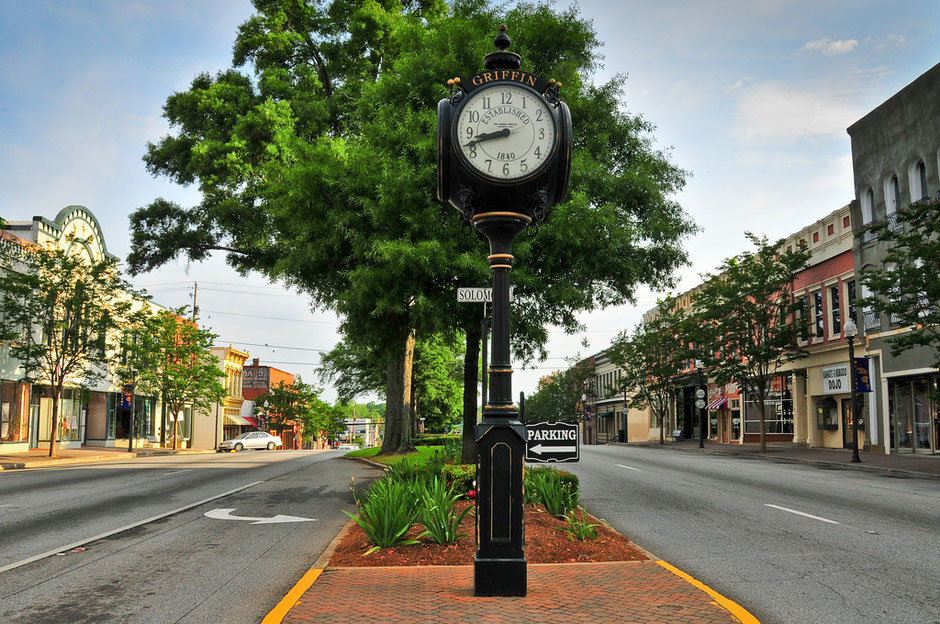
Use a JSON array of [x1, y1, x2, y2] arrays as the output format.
[[460, 322, 482, 464], [758, 393, 767, 452], [380, 329, 415, 454], [410, 366, 418, 439], [48, 386, 60, 457]]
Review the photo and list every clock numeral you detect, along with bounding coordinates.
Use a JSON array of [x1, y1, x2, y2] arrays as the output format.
[[502, 163, 510, 176], [469, 144, 477, 158], [535, 147, 542, 159], [469, 111, 479, 122], [522, 96, 527, 109], [501, 91, 512, 105], [466, 127, 473, 139], [484, 159, 492, 173], [538, 128, 545, 139], [482, 97, 492, 110], [520, 159, 528, 172], [535, 109, 543, 121]]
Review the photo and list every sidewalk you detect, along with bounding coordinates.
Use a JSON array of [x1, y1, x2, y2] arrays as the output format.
[[266, 522, 758, 624], [623, 438, 940, 479], [0, 446, 216, 470]]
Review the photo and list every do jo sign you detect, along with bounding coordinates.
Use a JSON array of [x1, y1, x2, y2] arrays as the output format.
[[821, 364, 849, 395]]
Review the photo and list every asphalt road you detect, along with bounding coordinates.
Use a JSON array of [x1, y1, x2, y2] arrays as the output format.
[[560, 445, 940, 624], [0, 450, 382, 624]]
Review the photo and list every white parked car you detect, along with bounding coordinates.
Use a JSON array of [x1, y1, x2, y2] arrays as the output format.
[[337, 443, 360, 450], [219, 431, 283, 452]]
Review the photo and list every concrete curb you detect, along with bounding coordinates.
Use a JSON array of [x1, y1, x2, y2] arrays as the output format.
[[627, 443, 940, 481]]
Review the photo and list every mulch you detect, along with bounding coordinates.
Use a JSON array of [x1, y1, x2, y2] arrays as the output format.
[[329, 501, 648, 567]]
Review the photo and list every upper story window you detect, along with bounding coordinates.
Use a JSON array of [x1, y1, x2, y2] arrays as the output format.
[[813, 291, 824, 339], [812, 232, 820, 243], [884, 175, 901, 216], [860, 188, 874, 224], [910, 160, 928, 202], [846, 280, 857, 325], [829, 285, 841, 338]]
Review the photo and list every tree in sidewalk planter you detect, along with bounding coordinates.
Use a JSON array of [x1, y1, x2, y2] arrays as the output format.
[[523, 359, 596, 424], [126, 1, 694, 458], [693, 233, 811, 452], [122, 306, 225, 450], [0, 244, 133, 457], [859, 199, 940, 399], [254, 380, 329, 448], [608, 294, 694, 445]]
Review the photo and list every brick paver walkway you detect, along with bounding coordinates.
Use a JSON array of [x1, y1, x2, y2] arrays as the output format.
[[283, 561, 742, 623]]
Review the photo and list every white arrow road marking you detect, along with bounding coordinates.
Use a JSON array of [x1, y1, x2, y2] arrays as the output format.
[[204, 508, 316, 525], [616, 464, 641, 471], [529, 444, 577, 455], [764, 504, 839, 525]]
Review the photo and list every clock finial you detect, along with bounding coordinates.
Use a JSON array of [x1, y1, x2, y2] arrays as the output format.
[[484, 24, 521, 70]]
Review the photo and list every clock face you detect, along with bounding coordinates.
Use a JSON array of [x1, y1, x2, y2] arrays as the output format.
[[454, 84, 556, 181]]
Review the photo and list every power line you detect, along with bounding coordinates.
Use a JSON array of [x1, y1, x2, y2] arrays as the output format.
[[219, 340, 329, 352], [205, 310, 339, 325]]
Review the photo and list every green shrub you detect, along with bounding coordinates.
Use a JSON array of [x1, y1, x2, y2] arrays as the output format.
[[524, 467, 579, 517], [386, 459, 430, 486], [414, 435, 460, 447], [558, 507, 604, 541], [426, 448, 447, 476], [345, 478, 420, 554], [442, 437, 462, 463], [442, 464, 475, 493], [417, 477, 473, 545]]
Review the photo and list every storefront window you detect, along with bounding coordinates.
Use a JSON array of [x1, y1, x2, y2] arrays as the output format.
[[1, 380, 27, 442], [58, 388, 85, 442], [817, 397, 838, 430], [745, 376, 794, 434]]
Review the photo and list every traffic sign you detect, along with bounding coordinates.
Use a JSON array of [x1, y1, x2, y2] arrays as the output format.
[[525, 421, 579, 463], [457, 287, 515, 303]]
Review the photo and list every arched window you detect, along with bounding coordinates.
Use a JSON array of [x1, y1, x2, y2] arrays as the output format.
[[908, 160, 928, 202], [860, 187, 874, 224], [884, 175, 900, 215]]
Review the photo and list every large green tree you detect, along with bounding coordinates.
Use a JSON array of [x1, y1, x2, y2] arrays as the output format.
[[693, 234, 810, 451], [523, 359, 595, 424], [0, 244, 133, 456], [608, 295, 693, 445], [128, 0, 693, 457], [859, 199, 940, 395], [255, 380, 333, 445], [123, 305, 226, 449]]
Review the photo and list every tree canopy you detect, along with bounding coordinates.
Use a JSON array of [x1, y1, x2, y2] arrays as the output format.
[[522, 359, 594, 424], [0, 243, 133, 456], [608, 294, 693, 445], [860, 199, 940, 387], [692, 233, 810, 451], [128, 0, 694, 454]]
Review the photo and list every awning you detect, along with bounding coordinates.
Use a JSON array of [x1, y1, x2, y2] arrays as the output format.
[[224, 414, 252, 426], [706, 397, 728, 410], [243, 416, 259, 427]]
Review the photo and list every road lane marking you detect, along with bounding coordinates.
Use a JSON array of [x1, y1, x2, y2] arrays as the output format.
[[616, 464, 642, 471], [162, 469, 194, 476], [262, 568, 323, 624], [764, 504, 839, 524], [204, 508, 316, 524], [0, 480, 265, 574]]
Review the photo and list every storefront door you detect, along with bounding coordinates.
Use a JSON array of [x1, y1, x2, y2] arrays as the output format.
[[912, 379, 933, 453], [841, 399, 853, 449], [893, 381, 914, 452]]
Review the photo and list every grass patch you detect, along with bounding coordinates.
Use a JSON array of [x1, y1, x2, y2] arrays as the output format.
[[344, 445, 443, 469]]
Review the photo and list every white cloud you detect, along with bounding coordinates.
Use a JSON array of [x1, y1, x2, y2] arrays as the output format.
[[801, 37, 859, 56], [731, 81, 864, 143]]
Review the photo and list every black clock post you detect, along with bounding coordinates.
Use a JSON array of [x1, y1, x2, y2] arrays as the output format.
[[437, 26, 572, 597]]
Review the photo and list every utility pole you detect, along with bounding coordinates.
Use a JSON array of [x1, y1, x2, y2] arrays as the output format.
[[192, 282, 199, 321]]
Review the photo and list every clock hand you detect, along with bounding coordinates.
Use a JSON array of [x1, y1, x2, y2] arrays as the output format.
[[465, 127, 511, 147]]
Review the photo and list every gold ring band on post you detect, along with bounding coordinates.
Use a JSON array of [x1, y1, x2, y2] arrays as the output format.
[[471, 212, 533, 224]]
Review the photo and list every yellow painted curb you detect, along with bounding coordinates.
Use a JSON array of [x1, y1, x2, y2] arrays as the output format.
[[656, 560, 760, 624], [261, 568, 323, 624]]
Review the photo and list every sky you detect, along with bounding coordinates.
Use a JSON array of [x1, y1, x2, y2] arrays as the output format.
[[1, 1, 937, 404]]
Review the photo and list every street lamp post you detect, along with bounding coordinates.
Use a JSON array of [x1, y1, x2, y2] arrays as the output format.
[[843, 320, 861, 463], [695, 359, 706, 449], [622, 386, 630, 444]]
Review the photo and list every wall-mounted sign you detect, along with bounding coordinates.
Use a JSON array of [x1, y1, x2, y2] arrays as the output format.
[[821, 364, 849, 395]]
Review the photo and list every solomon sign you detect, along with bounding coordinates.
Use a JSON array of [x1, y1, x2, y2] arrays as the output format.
[[525, 421, 579, 463]]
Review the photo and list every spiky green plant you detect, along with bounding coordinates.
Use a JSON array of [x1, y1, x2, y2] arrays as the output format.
[[345, 477, 419, 555], [417, 477, 473, 545], [558, 507, 605, 541]]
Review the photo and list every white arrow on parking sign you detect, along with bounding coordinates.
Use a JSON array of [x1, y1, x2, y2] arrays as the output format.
[[204, 508, 316, 525], [528, 444, 577, 455]]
